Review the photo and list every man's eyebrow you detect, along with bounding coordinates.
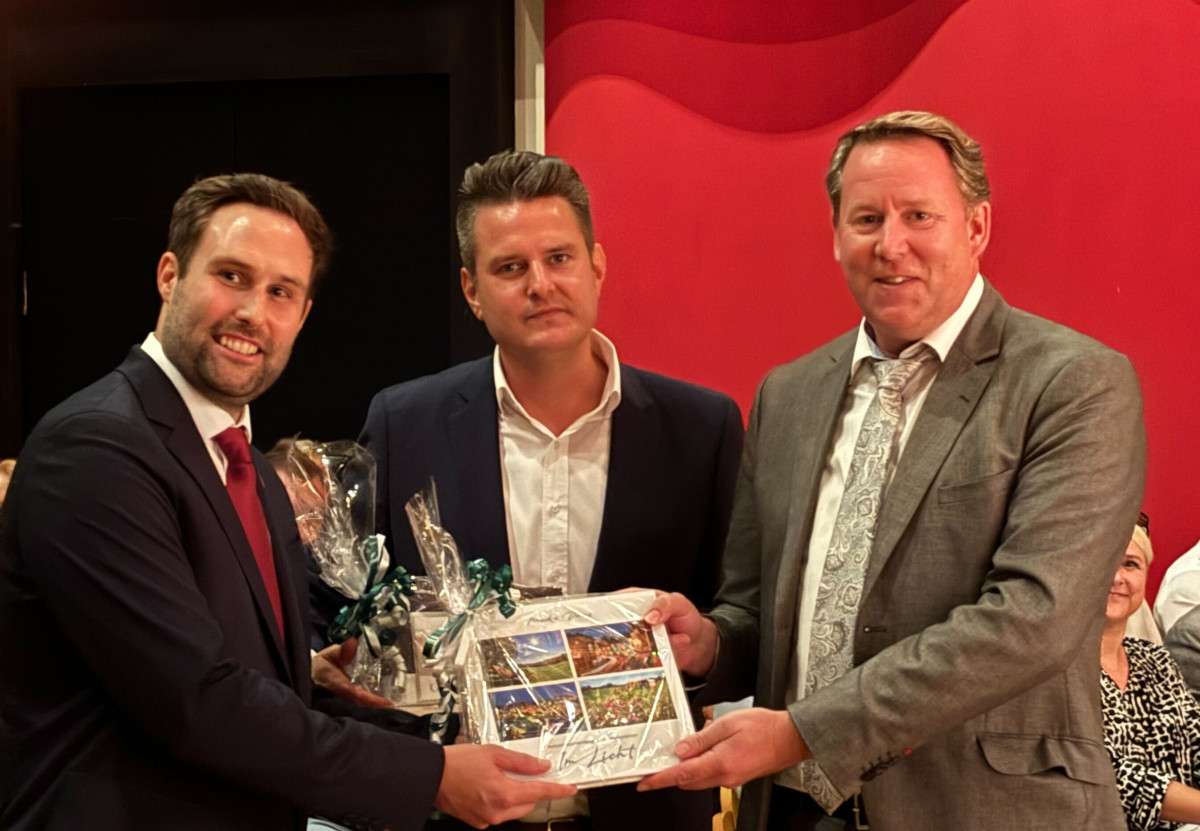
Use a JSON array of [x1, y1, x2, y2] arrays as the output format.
[[276, 273, 306, 289], [210, 256, 306, 288], [486, 253, 522, 272], [209, 256, 256, 273]]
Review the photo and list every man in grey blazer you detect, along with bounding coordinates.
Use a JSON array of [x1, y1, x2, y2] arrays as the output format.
[[640, 111, 1145, 830], [1165, 605, 1200, 697]]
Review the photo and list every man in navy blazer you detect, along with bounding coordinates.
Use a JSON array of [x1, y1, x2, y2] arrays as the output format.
[[355, 151, 743, 831], [0, 173, 574, 830]]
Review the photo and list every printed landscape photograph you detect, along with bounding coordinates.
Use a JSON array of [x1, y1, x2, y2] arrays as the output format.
[[578, 669, 676, 729], [489, 682, 584, 741], [566, 621, 662, 677], [479, 630, 573, 687]]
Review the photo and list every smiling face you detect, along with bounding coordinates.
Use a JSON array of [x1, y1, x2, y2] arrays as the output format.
[[155, 202, 313, 416], [461, 196, 605, 364], [1107, 539, 1150, 626], [834, 136, 990, 355]]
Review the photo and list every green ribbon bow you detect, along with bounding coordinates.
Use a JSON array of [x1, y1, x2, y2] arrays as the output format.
[[422, 559, 515, 661], [329, 536, 414, 646]]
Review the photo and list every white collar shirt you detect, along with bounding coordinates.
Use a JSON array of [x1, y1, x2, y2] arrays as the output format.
[[496, 331, 620, 822], [777, 274, 984, 794], [140, 333, 252, 484], [495, 330, 622, 596]]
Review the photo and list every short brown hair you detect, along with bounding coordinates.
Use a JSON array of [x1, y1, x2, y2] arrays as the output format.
[[168, 173, 332, 295], [456, 150, 593, 274], [826, 110, 991, 223]]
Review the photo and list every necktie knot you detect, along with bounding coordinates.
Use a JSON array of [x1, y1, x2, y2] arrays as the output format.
[[871, 346, 937, 417], [872, 345, 936, 394], [215, 426, 252, 466]]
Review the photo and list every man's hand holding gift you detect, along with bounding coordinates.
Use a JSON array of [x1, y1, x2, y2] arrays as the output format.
[[637, 592, 813, 793]]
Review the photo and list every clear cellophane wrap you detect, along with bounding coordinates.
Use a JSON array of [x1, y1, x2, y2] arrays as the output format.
[[283, 439, 414, 706], [459, 590, 695, 787]]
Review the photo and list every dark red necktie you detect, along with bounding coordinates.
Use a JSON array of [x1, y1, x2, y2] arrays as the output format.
[[214, 426, 285, 637]]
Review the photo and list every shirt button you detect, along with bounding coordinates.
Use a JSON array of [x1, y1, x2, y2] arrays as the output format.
[[549, 504, 561, 515]]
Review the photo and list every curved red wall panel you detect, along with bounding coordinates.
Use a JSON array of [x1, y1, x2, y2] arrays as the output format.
[[546, 0, 1200, 597]]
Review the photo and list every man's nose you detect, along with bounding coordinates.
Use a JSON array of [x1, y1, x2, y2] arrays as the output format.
[[234, 289, 267, 325], [874, 217, 909, 260], [526, 261, 552, 296]]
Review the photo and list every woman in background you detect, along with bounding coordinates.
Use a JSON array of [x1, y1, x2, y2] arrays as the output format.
[[1103, 515, 1200, 830]]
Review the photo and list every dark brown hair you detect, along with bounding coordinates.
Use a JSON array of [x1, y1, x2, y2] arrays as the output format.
[[168, 173, 332, 295], [456, 150, 593, 274]]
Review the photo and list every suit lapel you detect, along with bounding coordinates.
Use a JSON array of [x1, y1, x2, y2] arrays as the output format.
[[119, 349, 292, 676], [864, 284, 1009, 596], [255, 452, 304, 687], [446, 358, 510, 569], [771, 338, 855, 701], [590, 365, 652, 591]]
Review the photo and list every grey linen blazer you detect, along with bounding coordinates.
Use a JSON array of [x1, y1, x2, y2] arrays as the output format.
[[703, 281, 1146, 830], [1165, 605, 1200, 698]]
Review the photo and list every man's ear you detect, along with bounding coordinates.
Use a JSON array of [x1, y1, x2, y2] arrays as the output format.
[[299, 298, 313, 329], [832, 212, 842, 264], [591, 242, 607, 295], [156, 252, 180, 303], [968, 200, 992, 261], [460, 267, 483, 319]]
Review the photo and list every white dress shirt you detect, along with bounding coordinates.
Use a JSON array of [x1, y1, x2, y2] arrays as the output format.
[[140, 333, 251, 483], [777, 274, 984, 794], [495, 330, 622, 596], [495, 331, 621, 822], [1156, 539, 1200, 636]]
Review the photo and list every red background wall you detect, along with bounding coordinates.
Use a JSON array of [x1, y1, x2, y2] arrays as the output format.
[[545, 0, 1200, 599]]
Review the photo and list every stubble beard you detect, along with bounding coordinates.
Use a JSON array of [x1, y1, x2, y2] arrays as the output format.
[[160, 306, 284, 410]]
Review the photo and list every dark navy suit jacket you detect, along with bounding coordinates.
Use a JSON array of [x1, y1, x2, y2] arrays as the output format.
[[357, 355, 743, 831], [0, 348, 443, 831]]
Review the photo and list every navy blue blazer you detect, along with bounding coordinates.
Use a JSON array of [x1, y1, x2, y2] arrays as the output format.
[[361, 356, 742, 601], [0, 348, 443, 831], [357, 355, 743, 831]]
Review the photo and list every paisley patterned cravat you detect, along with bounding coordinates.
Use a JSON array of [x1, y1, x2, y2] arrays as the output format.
[[798, 345, 936, 809]]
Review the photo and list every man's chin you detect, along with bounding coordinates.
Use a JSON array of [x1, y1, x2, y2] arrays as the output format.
[[198, 371, 274, 411]]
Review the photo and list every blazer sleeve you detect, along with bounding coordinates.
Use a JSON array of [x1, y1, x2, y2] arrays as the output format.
[[792, 348, 1144, 794], [19, 409, 444, 830], [704, 380, 769, 704], [690, 394, 745, 611]]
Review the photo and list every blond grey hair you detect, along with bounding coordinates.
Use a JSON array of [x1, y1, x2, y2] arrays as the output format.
[[826, 110, 991, 223]]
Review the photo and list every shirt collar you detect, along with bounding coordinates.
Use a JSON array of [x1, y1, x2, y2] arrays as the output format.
[[493, 330, 623, 425], [140, 333, 252, 442], [851, 273, 984, 372]]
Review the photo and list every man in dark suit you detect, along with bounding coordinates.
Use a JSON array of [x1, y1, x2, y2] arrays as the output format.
[[641, 111, 1145, 830], [0, 173, 574, 830], [355, 151, 742, 831]]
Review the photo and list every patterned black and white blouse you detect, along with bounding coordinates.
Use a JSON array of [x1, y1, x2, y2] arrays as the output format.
[[1102, 637, 1200, 831]]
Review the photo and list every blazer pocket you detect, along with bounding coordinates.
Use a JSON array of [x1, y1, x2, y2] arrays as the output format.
[[937, 467, 1016, 505], [977, 733, 1113, 786]]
